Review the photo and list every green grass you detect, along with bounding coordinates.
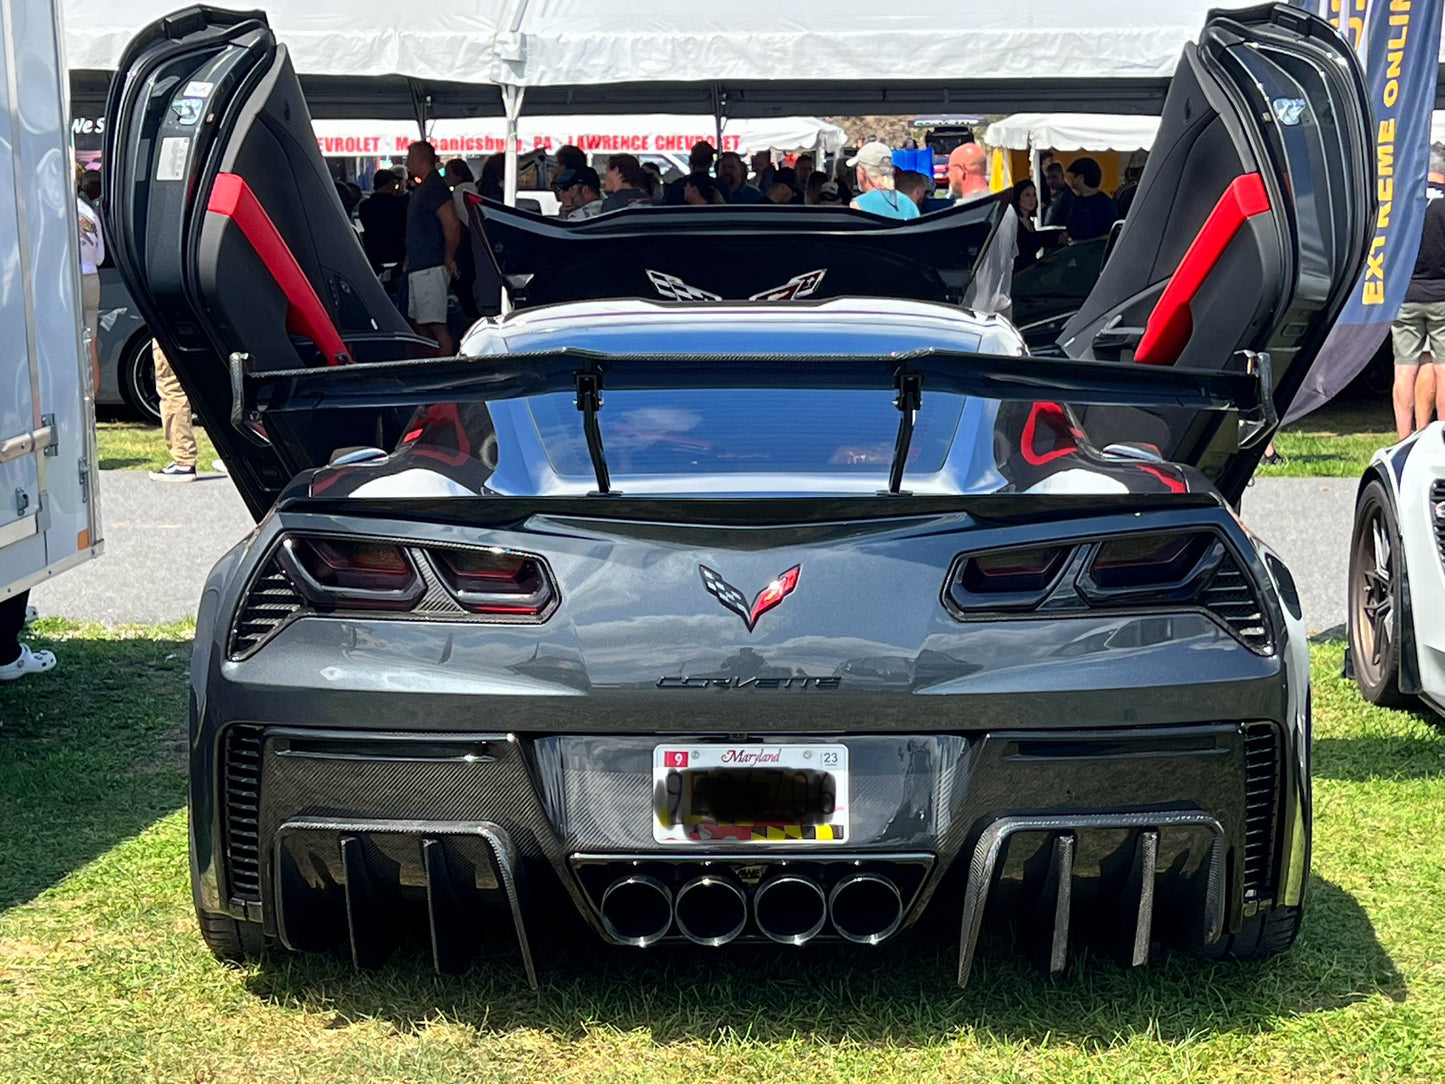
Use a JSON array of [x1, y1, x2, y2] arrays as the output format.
[[1258, 400, 1396, 479], [95, 420, 219, 473], [2, 627, 1443, 1082]]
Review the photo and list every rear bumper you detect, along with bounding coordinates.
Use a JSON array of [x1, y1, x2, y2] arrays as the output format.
[[193, 720, 1300, 986]]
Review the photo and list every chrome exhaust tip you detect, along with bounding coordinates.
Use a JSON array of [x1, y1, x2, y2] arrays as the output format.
[[828, 873, 903, 945], [753, 875, 827, 945], [599, 875, 673, 946], [673, 876, 748, 946]]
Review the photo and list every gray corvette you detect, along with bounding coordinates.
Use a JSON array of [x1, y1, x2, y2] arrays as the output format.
[[105, 5, 1370, 985]]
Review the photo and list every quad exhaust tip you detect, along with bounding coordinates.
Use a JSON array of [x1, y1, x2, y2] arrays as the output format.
[[828, 873, 903, 945], [599, 875, 673, 946], [674, 876, 748, 946], [753, 875, 828, 945]]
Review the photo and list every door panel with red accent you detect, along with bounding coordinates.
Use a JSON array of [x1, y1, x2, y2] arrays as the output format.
[[1058, 4, 1371, 503], [103, 7, 423, 518]]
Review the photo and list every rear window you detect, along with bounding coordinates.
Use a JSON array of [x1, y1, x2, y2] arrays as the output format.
[[525, 388, 964, 478]]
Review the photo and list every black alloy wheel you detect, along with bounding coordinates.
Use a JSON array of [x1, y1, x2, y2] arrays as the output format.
[[1348, 479, 1410, 707], [119, 332, 162, 423]]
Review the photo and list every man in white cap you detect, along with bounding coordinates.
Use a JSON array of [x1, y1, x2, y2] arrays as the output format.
[[847, 142, 919, 221]]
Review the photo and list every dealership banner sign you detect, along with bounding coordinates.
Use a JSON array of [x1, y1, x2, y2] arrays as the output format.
[[1286, 0, 1445, 422], [314, 129, 746, 158]]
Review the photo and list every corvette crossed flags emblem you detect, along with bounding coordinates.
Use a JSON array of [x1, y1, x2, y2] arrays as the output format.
[[646, 268, 827, 303], [699, 565, 801, 631]]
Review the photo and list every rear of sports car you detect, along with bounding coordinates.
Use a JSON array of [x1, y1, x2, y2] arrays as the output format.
[[189, 470, 1311, 986], [103, 5, 1366, 986]]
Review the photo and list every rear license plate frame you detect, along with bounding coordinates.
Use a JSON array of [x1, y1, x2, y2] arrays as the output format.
[[651, 743, 849, 844]]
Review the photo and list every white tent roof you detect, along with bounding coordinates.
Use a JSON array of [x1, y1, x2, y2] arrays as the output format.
[[310, 114, 846, 158], [62, 0, 1291, 118], [984, 113, 1161, 153], [62, 2, 1445, 119]]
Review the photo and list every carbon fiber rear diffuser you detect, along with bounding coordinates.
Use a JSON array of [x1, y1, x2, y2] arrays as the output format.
[[956, 811, 1225, 986], [274, 818, 537, 989]]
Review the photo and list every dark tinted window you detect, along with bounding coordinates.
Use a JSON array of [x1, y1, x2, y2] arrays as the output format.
[[526, 389, 964, 478]]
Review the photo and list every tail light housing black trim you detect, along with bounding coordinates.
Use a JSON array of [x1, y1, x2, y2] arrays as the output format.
[[276, 537, 425, 612], [945, 528, 1275, 654], [429, 547, 556, 617], [227, 533, 558, 660]]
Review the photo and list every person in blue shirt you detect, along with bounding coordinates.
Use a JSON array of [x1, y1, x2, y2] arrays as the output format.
[[847, 142, 920, 221]]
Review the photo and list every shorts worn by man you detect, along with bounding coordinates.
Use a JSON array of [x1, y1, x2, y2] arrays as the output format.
[[848, 142, 919, 221], [404, 141, 462, 355], [1391, 152, 1445, 440]]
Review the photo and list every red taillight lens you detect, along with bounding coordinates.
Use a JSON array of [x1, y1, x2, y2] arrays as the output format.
[[279, 537, 423, 611], [1086, 533, 1216, 592], [430, 547, 556, 617], [949, 545, 1071, 613]]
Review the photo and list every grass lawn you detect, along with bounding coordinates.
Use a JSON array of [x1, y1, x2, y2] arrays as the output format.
[[1, 624, 1443, 1082], [95, 419, 219, 474], [1260, 399, 1397, 480]]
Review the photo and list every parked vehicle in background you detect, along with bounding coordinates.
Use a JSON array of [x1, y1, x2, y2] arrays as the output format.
[[94, 268, 160, 422], [1348, 422, 1445, 715], [1, 0, 104, 602]]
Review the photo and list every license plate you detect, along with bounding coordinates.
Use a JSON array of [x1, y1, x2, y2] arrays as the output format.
[[652, 743, 849, 844]]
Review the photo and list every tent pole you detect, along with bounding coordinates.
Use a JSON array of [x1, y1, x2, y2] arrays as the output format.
[[712, 85, 724, 153], [503, 84, 525, 207]]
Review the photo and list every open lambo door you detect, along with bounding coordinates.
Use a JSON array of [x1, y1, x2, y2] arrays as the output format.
[[103, 6, 430, 518], [1059, 3, 1372, 504]]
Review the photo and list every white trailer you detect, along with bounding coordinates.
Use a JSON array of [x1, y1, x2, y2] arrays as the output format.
[[0, 0, 102, 600]]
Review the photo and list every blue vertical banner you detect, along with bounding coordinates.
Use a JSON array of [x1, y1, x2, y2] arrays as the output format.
[[1286, 0, 1445, 423]]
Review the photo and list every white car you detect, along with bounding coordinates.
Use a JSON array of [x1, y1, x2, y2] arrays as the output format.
[[1348, 422, 1445, 710]]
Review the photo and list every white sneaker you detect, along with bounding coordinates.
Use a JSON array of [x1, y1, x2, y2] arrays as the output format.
[[0, 643, 57, 682], [211, 459, 228, 474], [24, 604, 38, 626], [149, 462, 197, 482]]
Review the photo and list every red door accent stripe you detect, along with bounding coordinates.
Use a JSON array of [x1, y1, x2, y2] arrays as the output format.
[[206, 172, 352, 366], [1134, 173, 1271, 366]]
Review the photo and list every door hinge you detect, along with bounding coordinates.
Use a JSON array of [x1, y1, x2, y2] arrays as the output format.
[[78, 458, 90, 504], [13, 487, 29, 516], [40, 414, 57, 456]]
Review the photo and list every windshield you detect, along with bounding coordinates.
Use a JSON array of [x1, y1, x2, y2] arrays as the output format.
[[524, 388, 964, 478]]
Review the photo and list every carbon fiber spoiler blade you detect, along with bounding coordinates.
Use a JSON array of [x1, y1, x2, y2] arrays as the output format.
[[241, 347, 1268, 498]]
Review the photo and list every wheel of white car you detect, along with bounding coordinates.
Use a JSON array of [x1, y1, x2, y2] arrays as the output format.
[[1348, 479, 1411, 707]]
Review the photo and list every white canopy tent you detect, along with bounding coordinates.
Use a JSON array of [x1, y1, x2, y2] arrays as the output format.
[[984, 113, 1162, 153], [61, 1, 1445, 200], [65, 0, 1281, 120]]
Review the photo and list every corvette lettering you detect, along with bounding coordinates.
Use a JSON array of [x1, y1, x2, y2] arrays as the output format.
[[657, 675, 841, 689], [700, 564, 800, 631]]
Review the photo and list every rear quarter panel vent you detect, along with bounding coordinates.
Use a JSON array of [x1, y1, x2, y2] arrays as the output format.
[[1242, 721, 1280, 900], [1201, 552, 1272, 653], [1430, 480, 1445, 566], [222, 726, 264, 904], [229, 558, 303, 659]]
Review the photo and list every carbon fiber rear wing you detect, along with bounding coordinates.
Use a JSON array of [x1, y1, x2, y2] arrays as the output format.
[[232, 346, 1273, 497]]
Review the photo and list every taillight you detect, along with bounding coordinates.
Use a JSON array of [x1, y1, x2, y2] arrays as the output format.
[[947, 545, 1070, 613], [429, 547, 556, 617], [1080, 532, 1220, 601], [277, 537, 424, 611], [943, 531, 1273, 653]]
